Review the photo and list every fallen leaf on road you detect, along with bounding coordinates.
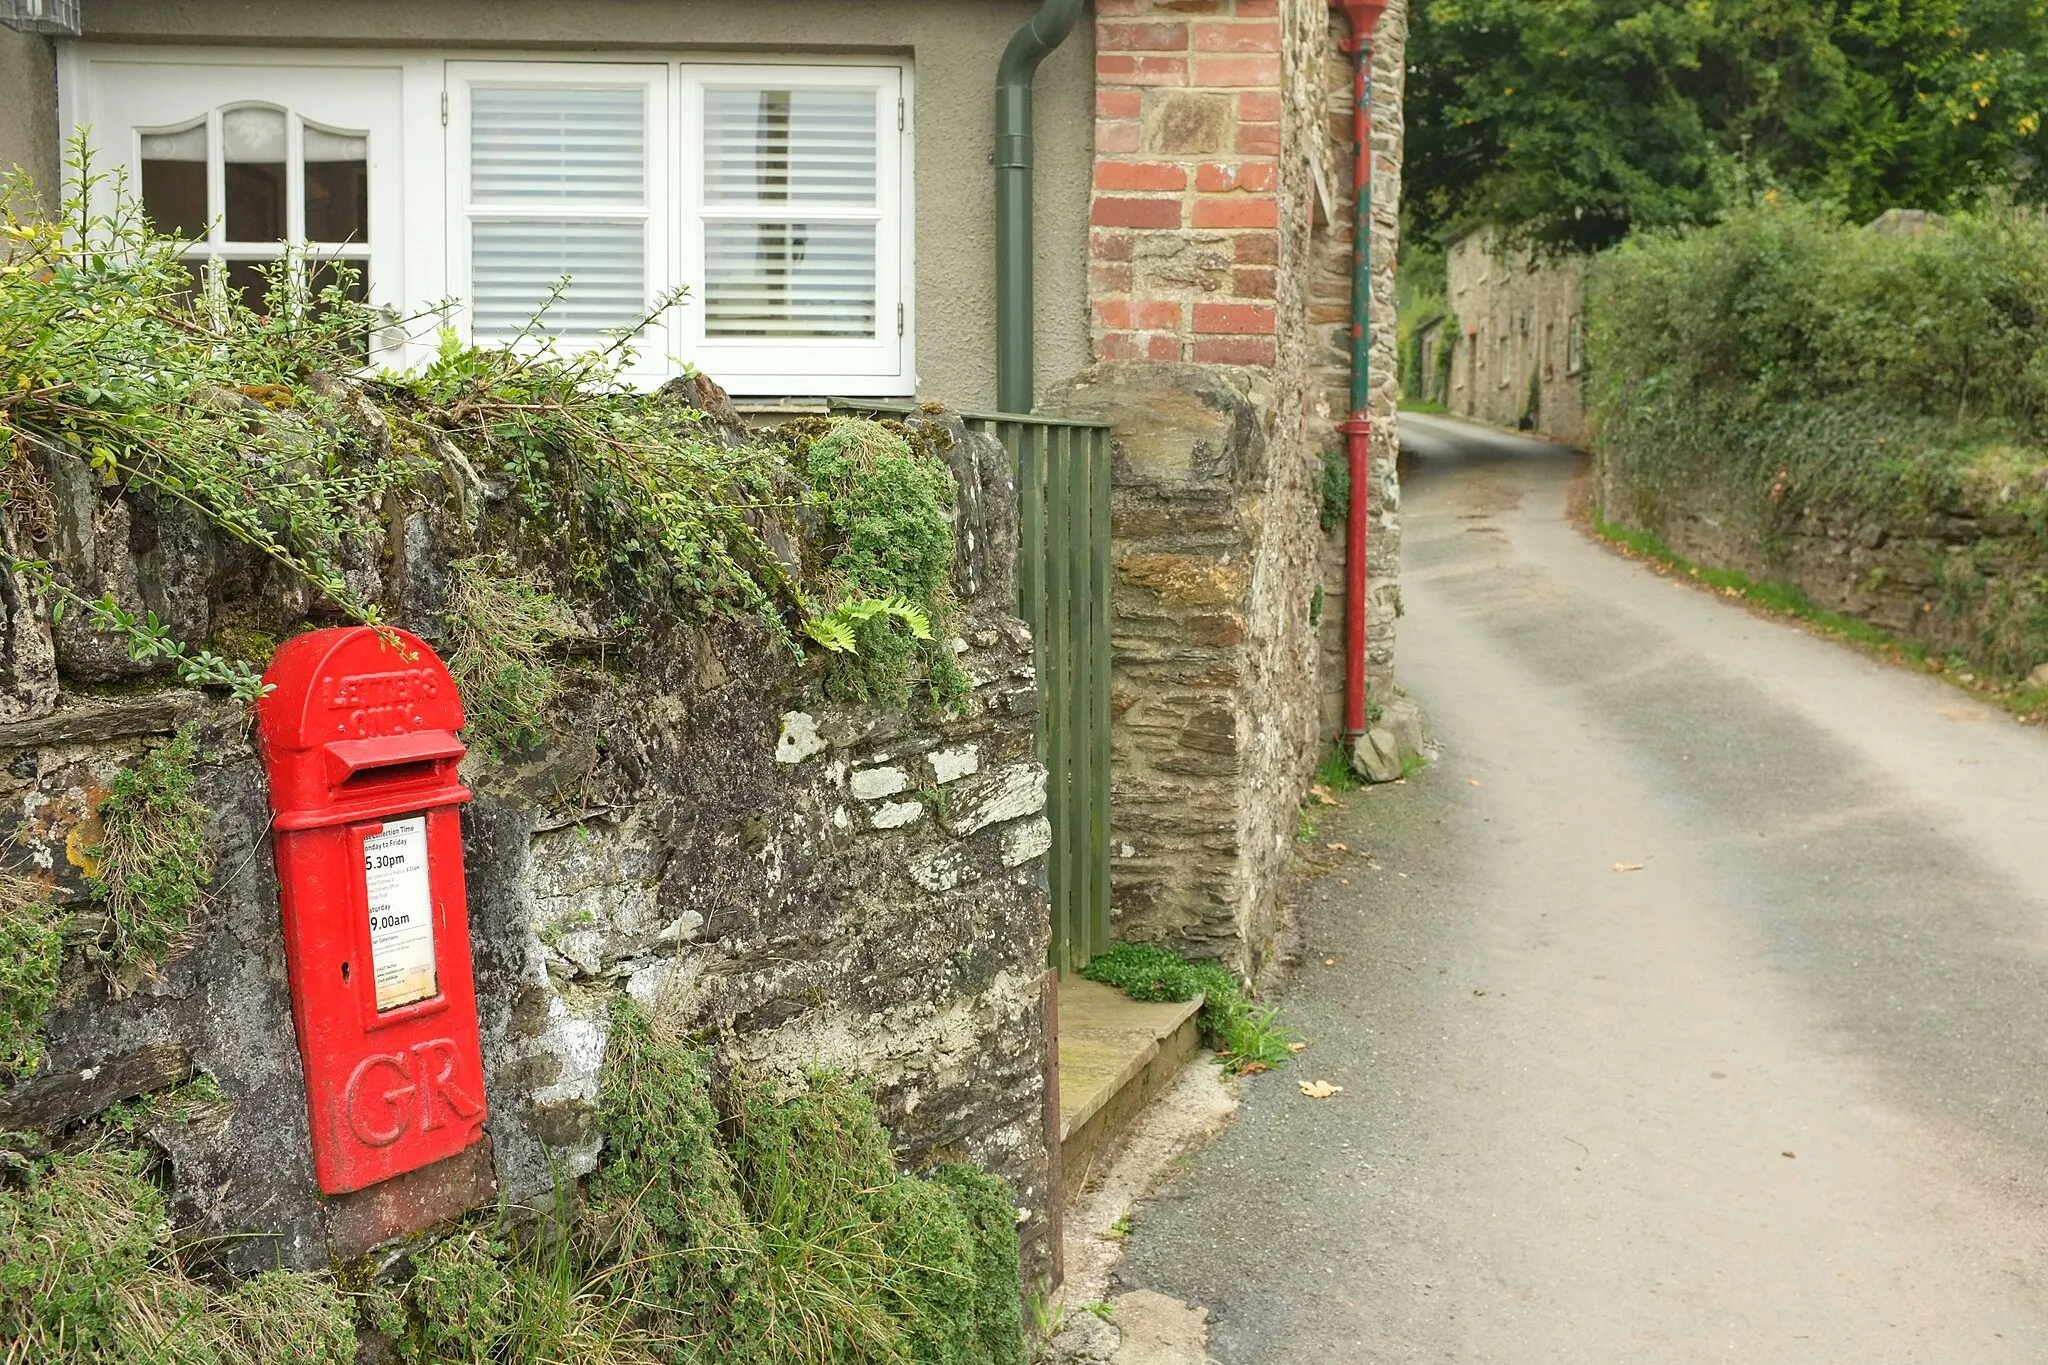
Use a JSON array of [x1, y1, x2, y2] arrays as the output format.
[[1287, 1042, 1307, 1053], [1310, 784, 1339, 806], [1327, 841, 1348, 852], [1782, 1150, 1796, 1159], [1324, 958, 1336, 966], [1237, 1062, 1270, 1076], [1299, 1081, 1344, 1099], [1468, 778, 1482, 786], [1613, 862, 1645, 873]]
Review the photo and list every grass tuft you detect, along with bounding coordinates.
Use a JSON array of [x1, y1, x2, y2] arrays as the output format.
[[1082, 943, 1295, 1075], [359, 1001, 1034, 1364], [85, 729, 211, 980], [0, 1143, 356, 1363], [1313, 745, 1360, 794], [445, 553, 569, 755], [0, 872, 65, 1082]]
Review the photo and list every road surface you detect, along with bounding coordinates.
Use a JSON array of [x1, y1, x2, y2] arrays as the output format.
[[1112, 414, 2048, 1362]]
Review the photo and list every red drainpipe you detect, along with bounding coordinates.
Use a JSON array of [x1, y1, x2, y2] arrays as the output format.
[[1331, 0, 1385, 738]]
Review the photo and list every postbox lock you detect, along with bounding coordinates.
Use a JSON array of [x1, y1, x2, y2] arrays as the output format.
[[257, 626, 489, 1195]]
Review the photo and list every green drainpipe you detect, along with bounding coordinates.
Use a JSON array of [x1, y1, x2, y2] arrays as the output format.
[[995, 0, 1083, 414]]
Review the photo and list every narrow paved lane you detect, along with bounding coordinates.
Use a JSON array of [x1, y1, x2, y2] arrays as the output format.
[[1114, 415, 2048, 1362]]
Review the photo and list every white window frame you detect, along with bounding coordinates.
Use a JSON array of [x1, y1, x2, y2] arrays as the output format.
[[447, 61, 673, 385], [59, 45, 916, 397], [674, 62, 906, 394]]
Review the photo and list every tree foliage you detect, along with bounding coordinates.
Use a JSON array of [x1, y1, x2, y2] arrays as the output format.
[[1406, 0, 2048, 249]]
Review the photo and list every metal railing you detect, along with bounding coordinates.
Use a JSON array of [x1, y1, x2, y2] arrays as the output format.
[[831, 400, 1112, 974]]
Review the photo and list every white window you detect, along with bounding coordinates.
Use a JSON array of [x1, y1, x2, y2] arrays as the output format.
[[66, 60, 403, 317], [680, 66, 904, 391], [62, 49, 914, 396], [1567, 313, 1585, 376], [448, 63, 672, 382]]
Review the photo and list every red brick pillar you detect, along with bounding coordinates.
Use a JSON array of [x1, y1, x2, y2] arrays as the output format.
[[1090, 0, 1285, 368]]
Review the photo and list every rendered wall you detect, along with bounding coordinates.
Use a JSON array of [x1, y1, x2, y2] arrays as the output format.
[[46, 0, 1094, 408], [0, 27, 59, 198]]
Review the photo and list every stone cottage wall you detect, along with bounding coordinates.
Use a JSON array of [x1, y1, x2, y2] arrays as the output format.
[[1064, 0, 1405, 973], [1313, 0, 1408, 740], [1443, 224, 1591, 445], [0, 406, 1058, 1279]]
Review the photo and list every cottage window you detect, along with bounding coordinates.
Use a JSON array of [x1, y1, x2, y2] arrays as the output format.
[[63, 50, 914, 396], [82, 62, 391, 315]]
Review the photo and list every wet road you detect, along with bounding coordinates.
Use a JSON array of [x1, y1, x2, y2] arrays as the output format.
[[1113, 414, 2048, 1362]]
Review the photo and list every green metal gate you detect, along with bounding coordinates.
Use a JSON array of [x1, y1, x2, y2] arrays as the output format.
[[831, 402, 1113, 974]]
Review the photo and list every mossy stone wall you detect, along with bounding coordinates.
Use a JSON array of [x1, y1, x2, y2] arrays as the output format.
[[0, 402, 1058, 1284]]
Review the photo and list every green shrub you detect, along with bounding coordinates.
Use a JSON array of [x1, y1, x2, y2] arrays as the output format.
[[1082, 943, 1295, 1075], [793, 419, 969, 710], [1588, 198, 2048, 676], [1592, 200, 2048, 428]]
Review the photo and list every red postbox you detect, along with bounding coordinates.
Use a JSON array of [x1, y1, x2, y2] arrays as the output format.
[[256, 625, 488, 1195]]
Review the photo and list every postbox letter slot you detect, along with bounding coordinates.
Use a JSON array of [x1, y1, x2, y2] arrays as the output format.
[[325, 732, 466, 791], [340, 758, 440, 791]]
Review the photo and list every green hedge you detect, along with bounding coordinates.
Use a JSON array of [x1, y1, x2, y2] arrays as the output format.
[[1586, 199, 2048, 675], [1590, 199, 2048, 433]]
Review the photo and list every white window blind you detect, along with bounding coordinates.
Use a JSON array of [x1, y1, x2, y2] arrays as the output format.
[[701, 88, 879, 340], [680, 65, 904, 392], [452, 67, 667, 354]]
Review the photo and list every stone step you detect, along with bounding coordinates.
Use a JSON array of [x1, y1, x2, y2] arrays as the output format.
[[1056, 977, 1205, 1190]]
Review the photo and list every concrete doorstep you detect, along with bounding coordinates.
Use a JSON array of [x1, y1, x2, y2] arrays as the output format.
[[1043, 979, 1237, 1365]]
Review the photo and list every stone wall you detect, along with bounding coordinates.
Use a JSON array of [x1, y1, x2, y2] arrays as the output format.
[[1595, 460, 2048, 684], [1049, 363, 1291, 973], [1443, 224, 1591, 446], [0, 404, 1059, 1279], [1062, 0, 1406, 974], [1312, 0, 1408, 740]]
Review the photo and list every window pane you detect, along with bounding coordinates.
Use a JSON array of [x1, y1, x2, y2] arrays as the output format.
[[224, 257, 282, 310], [470, 87, 644, 204], [304, 125, 369, 244], [703, 88, 876, 205], [471, 219, 646, 341], [139, 121, 208, 240], [223, 106, 287, 241], [704, 220, 875, 338]]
